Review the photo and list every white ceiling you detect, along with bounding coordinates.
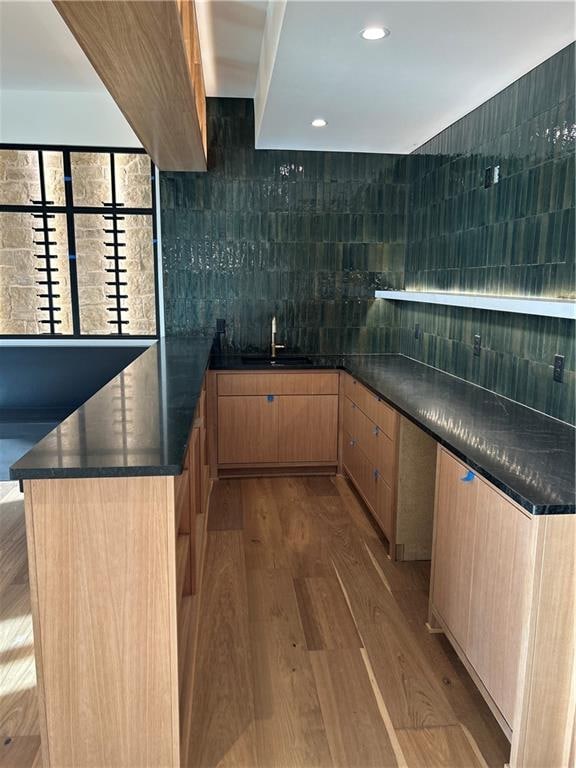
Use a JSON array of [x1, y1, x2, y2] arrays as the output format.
[[0, 0, 104, 90], [0, 0, 139, 145], [254, 1, 576, 153], [1, 0, 574, 154]]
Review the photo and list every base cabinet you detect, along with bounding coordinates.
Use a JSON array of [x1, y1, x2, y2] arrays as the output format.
[[430, 447, 575, 766], [341, 373, 436, 559], [25, 376, 213, 768], [430, 448, 531, 731], [430, 448, 478, 649], [278, 394, 338, 463], [214, 371, 340, 471], [467, 480, 532, 727], [218, 395, 278, 464]]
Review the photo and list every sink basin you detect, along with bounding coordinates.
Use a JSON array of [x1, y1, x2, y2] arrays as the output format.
[[240, 354, 313, 367]]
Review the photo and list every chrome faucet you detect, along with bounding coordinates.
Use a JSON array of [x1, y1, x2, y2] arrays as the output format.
[[271, 315, 285, 359]]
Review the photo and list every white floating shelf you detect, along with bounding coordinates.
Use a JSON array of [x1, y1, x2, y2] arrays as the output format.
[[374, 290, 576, 320]]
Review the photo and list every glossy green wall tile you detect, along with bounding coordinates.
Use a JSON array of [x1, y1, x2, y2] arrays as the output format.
[[403, 43, 575, 423], [161, 98, 406, 354], [161, 45, 575, 423]]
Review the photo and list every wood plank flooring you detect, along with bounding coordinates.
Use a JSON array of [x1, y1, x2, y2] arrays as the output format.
[[0, 475, 510, 768], [188, 476, 510, 768], [0, 482, 40, 768]]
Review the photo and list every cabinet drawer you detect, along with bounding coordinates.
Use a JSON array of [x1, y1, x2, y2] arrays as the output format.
[[343, 375, 397, 438], [342, 430, 377, 512], [343, 396, 396, 485], [218, 372, 339, 396]]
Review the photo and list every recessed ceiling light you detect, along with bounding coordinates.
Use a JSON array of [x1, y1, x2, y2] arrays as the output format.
[[361, 26, 389, 41], [311, 118, 327, 128]]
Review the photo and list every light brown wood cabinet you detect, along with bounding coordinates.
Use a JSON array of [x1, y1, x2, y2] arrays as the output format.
[[218, 395, 279, 464], [341, 373, 436, 560], [430, 449, 576, 768], [278, 394, 338, 463], [467, 480, 532, 727], [430, 448, 479, 649], [430, 448, 537, 738], [24, 375, 214, 768], [214, 371, 340, 472]]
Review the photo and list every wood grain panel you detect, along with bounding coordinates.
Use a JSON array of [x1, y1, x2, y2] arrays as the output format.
[[430, 448, 478, 649], [310, 649, 398, 767], [467, 482, 533, 727], [217, 396, 278, 464], [25, 476, 179, 768], [510, 513, 576, 768], [278, 395, 338, 463], [53, 0, 206, 171], [178, 0, 206, 156], [217, 372, 339, 396]]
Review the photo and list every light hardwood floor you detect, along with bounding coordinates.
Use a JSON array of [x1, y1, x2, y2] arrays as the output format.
[[0, 476, 510, 768], [189, 475, 510, 768], [0, 482, 40, 768]]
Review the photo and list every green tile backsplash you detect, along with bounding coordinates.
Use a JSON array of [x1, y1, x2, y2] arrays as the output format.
[[161, 44, 575, 423], [403, 43, 575, 423], [161, 98, 406, 354]]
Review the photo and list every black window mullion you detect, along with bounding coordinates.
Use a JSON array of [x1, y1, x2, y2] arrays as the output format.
[[0, 144, 158, 340], [63, 150, 81, 335]]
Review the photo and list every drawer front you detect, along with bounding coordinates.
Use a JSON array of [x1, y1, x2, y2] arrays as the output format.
[[344, 374, 397, 438], [343, 396, 396, 485], [342, 430, 377, 512], [218, 372, 339, 396]]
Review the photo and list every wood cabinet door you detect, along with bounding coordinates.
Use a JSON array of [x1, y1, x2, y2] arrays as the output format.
[[277, 395, 338, 463], [217, 395, 278, 464], [467, 483, 532, 726], [431, 449, 479, 650], [375, 474, 394, 543]]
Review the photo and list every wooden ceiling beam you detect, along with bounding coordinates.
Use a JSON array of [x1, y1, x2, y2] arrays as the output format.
[[53, 0, 207, 171]]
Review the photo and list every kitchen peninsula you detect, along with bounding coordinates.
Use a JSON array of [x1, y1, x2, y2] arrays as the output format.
[[10, 339, 575, 768]]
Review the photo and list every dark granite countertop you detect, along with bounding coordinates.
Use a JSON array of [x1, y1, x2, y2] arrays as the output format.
[[340, 355, 575, 516], [212, 352, 575, 515], [10, 336, 213, 480], [11, 344, 575, 515]]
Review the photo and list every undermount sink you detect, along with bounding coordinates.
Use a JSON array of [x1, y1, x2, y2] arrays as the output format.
[[240, 354, 313, 367]]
